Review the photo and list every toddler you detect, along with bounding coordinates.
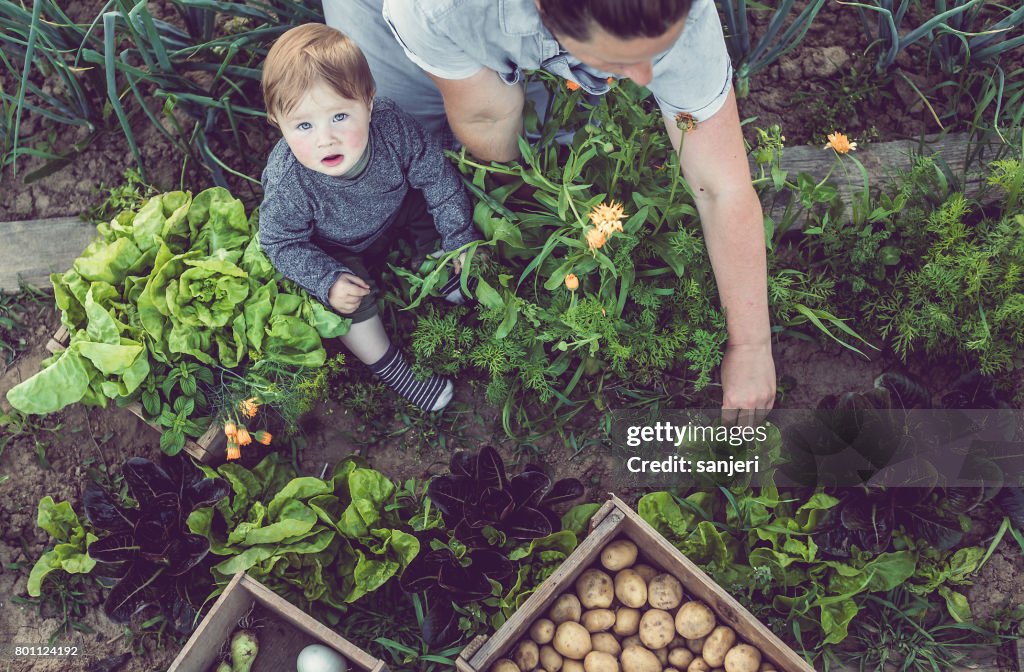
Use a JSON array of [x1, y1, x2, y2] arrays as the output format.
[[259, 24, 480, 411]]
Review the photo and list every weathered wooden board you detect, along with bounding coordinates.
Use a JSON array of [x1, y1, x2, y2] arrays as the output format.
[[755, 132, 1003, 224], [0, 217, 95, 291]]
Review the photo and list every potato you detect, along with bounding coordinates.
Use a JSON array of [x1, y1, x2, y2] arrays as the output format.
[[554, 622, 593, 660], [576, 570, 615, 610], [647, 574, 684, 610], [724, 645, 761, 672], [513, 640, 540, 671], [615, 569, 648, 608], [620, 645, 663, 672], [600, 539, 639, 571], [653, 647, 669, 666], [582, 609, 616, 633], [758, 664, 777, 672], [614, 607, 642, 637], [564, 661, 585, 672], [701, 627, 737, 667], [551, 595, 583, 624], [632, 563, 659, 583], [675, 602, 716, 639], [591, 633, 621, 657], [532, 618, 556, 644], [540, 644, 563, 672], [686, 638, 706, 654], [622, 635, 643, 650], [668, 648, 695, 668], [583, 650, 620, 672], [639, 609, 676, 650], [687, 657, 711, 672], [664, 669, 680, 672], [490, 659, 520, 672]]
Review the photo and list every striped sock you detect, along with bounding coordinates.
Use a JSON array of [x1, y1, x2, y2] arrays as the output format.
[[438, 275, 478, 304], [368, 345, 453, 411]]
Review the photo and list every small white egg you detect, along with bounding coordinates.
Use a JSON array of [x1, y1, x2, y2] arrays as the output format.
[[296, 644, 349, 672]]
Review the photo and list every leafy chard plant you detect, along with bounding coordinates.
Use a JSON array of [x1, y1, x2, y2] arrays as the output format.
[[84, 456, 228, 628]]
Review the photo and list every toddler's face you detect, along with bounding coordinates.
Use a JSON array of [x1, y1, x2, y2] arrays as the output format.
[[279, 80, 372, 177]]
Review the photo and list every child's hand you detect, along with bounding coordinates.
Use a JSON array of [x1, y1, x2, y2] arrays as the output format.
[[328, 273, 371, 314]]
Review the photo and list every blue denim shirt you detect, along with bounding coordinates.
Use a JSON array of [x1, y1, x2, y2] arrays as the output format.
[[380, 0, 733, 122]]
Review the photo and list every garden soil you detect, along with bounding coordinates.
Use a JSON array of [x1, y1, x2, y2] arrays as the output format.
[[2, 1, 1023, 669]]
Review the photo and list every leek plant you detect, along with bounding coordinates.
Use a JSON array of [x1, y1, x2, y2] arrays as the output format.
[[716, 0, 827, 98], [0, 0, 322, 186]]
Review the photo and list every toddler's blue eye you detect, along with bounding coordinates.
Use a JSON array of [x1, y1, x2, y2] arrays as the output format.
[[333, 113, 349, 122], [297, 122, 312, 131]]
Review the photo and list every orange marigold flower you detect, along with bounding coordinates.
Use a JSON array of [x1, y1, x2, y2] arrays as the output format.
[[226, 439, 240, 461], [824, 131, 857, 154], [564, 273, 579, 291], [566, 80, 581, 91], [586, 227, 606, 250], [238, 397, 259, 418], [254, 430, 272, 446], [675, 111, 698, 134], [607, 77, 615, 84], [236, 426, 252, 446], [224, 421, 237, 438]]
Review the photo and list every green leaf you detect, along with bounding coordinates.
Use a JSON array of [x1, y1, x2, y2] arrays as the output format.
[[560, 503, 602, 536], [6, 348, 92, 414], [938, 586, 972, 623]]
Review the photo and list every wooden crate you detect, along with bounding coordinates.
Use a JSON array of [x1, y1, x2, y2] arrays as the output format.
[[167, 572, 389, 672], [456, 495, 815, 672], [47, 326, 223, 463]]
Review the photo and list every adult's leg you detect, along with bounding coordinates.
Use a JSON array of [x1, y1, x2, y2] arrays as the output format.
[[322, 0, 450, 139]]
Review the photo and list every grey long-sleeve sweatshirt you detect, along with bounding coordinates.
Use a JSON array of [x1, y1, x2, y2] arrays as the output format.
[[258, 97, 479, 305]]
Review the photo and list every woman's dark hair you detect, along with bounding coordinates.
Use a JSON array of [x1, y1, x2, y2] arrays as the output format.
[[537, 0, 693, 41]]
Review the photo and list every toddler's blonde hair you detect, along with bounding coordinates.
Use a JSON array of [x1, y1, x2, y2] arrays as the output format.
[[262, 23, 375, 128]]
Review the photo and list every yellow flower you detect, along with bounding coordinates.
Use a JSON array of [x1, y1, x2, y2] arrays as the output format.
[[589, 200, 626, 238], [566, 80, 581, 92], [254, 430, 273, 446], [239, 397, 259, 418], [824, 131, 857, 154], [564, 273, 579, 291], [226, 439, 240, 461], [236, 426, 252, 446], [224, 421, 237, 438], [586, 227, 607, 250]]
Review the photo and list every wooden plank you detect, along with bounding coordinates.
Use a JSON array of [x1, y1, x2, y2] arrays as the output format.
[[754, 132, 1001, 225], [0, 216, 96, 292], [168, 572, 388, 672], [167, 571, 250, 672]]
